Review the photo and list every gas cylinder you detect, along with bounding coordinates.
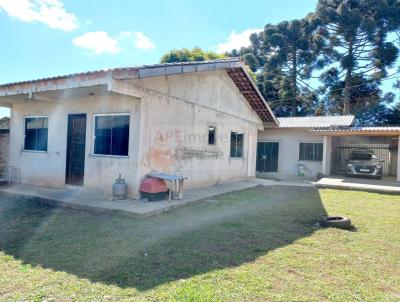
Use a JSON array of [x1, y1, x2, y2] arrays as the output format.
[[113, 174, 127, 199]]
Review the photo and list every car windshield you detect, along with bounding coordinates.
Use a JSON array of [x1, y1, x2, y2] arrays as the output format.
[[350, 152, 373, 160]]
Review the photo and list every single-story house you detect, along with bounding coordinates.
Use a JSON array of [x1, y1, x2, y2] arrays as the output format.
[[0, 58, 399, 198]]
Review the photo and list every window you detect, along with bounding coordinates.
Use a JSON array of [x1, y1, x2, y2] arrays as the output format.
[[299, 143, 323, 161], [230, 132, 243, 158], [24, 116, 48, 151], [94, 114, 130, 156], [208, 126, 216, 145]]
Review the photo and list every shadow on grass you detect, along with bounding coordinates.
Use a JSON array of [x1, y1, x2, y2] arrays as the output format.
[[0, 185, 326, 291]]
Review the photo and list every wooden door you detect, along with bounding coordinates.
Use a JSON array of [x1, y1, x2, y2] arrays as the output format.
[[65, 114, 87, 185]]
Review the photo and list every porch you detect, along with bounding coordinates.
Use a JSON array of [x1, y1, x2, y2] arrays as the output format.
[[0, 179, 264, 217]]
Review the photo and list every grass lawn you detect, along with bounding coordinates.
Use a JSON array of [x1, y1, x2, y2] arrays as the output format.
[[0, 185, 399, 301]]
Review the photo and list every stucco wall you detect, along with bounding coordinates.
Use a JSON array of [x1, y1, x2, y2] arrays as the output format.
[[258, 128, 323, 177], [134, 70, 261, 190], [9, 93, 141, 196]]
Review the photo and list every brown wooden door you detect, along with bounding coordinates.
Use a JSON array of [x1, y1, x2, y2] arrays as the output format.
[[66, 114, 86, 185]]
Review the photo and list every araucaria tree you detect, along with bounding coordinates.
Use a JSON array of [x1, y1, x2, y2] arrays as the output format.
[[317, 0, 400, 114], [243, 15, 327, 116]]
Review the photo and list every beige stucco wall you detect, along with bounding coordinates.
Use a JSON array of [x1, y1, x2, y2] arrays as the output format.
[[133, 70, 261, 191], [258, 128, 323, 177], [7, 69, 262, 197], [9, 93, 141, 196]]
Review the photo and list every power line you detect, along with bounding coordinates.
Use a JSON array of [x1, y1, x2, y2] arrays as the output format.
[[266, 70, 400, 104]]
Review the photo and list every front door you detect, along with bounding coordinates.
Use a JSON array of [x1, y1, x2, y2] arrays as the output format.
[[66, 114, 87, 185], [257, 142, 279, 172]]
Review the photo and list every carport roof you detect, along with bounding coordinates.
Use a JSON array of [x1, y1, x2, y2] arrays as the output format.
[[311, 126, 400, 136], [266, 115, 355, 129]]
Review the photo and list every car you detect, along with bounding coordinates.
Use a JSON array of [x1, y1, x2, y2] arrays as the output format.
[[346, 149, 383, 179]]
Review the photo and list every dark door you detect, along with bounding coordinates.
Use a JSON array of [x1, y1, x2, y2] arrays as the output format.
[[257, 142, 279, 172], [66, 114, 87, 185]]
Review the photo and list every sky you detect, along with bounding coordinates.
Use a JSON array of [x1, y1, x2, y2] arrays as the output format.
[[0, 0, 397, 118]]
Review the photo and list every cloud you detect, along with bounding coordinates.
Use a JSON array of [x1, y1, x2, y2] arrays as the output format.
[[119, 31, 156, 51], [73, 31, 119, 54], [73, 30, 155, 55], [133, 32, 155, 50], [0, 0, 78, 31], [216, 28, 262, 53]]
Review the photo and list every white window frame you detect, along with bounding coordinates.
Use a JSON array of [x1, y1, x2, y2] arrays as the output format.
[[23, 115, 49, 153], [230, 131, 244, 158], [92, 113, 130, 158]]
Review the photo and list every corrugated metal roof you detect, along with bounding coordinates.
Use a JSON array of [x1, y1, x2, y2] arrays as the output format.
[[266, 115, 355, 129], [0, 58, 241, 88], [311, 126, 400, 134]]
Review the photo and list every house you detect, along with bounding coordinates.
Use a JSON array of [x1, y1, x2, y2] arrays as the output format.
[[0, 58, 399, 198], [0, 59, 278, 197]]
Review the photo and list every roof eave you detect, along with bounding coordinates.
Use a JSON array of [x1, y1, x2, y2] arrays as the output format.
[[239, 65, 279, 126]]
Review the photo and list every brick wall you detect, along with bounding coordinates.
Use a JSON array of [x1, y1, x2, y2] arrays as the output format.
[[0, 131, 9, 167], [0, 117, 10, 167]]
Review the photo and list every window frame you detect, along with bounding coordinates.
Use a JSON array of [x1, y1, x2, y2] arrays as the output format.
[[208, 125, 216, 145], [298, 142, 323, 162], [92, 113, 130, 158], [230, 131, 244, 158], [23, 115, 49, 153]]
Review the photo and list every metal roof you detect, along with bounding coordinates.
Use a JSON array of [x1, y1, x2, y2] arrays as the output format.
[[266, 115, 355, 129], [311, 126, 400, 136], [0, 59, 241, 88], [0, 58, 278, 125]]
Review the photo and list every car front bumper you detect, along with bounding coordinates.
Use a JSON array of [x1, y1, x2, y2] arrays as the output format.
[[346, 166, 383, 177]]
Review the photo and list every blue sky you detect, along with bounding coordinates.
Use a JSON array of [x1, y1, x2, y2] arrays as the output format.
[[0, 0, 397, 118]]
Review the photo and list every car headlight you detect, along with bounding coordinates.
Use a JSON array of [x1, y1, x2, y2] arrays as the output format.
[[347, 163, 353, 167], [377, 165, 382, 169]]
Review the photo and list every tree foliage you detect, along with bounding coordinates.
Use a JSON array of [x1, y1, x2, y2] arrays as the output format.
[[160, 47, 225, 63], [160, 1, 400, 125], [241, 15, 328, 116], [316, 0, 400, 114]]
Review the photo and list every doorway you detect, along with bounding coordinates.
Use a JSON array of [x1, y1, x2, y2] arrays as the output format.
[[65, 114, 87, 185], [257, 142, 279, 172]]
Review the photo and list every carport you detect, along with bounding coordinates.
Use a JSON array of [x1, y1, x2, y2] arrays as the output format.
[[312, 127, 400, 183]]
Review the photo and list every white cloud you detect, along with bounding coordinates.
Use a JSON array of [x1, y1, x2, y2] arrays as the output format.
[[118, 31, 155, 51], [73, 31, 119, 54], [216, 28, 262, 53], [133, 32, 155, 50], [0, 0, 78, 31], [73, 30, 155, 55]]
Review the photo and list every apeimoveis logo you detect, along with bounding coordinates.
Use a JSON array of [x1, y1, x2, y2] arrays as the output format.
[[148, 122, 248, 173]]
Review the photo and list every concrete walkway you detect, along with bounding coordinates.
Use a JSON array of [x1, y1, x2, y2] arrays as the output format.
[[315, 176, 400, 194], [0, 180, 267, 217]]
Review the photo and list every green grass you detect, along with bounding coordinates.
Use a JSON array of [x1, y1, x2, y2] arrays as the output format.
[[0, 186, 399, 301]]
